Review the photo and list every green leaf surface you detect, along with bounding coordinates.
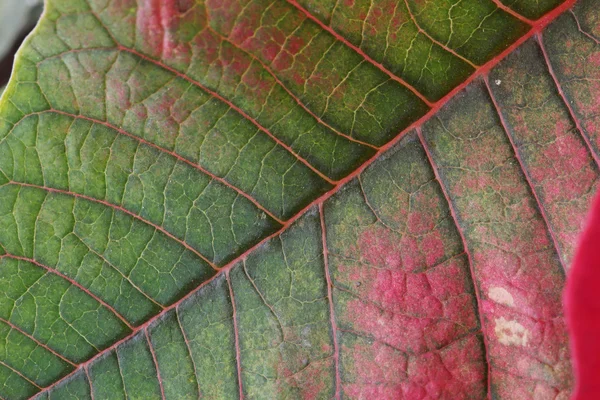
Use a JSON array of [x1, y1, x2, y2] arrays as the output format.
[[0, 0, 597, 398]]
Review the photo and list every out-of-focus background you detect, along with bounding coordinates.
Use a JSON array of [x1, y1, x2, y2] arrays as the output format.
[[0, 0, 43, 90]]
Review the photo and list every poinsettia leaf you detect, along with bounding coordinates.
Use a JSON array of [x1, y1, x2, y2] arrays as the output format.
[[0, 0, 597, 398]]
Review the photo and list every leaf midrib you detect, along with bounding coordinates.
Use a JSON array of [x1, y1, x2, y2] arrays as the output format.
[[24, 0, 578, 395]]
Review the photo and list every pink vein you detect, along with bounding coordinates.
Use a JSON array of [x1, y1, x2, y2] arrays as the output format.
[[416, 128, 492, 399], [0, 254, 133, 330], [227, 270, 245, 400], [0, 317, 77, 367], [285, 0, 434, 107], [568, 9, 600, 45], [483, 76, 568, 272], [36, 109, 285, 226], [401, 0, 478, 68], [9, 180, 218, 271], [536, 33, 600, 169], [144, 329, 166, 400], [204, 26, 378, 150], [0, 360, 41, 389], [117, 45, 337, 185], [175, 309, 201, 397], [488, 0, 535, 25], [318, 204, 340, 399], [83, 365, 95, 400], [74, 244, 165, 310]]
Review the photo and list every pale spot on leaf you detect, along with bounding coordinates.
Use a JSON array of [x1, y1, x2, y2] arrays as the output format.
[[494, 317, 529, 347], [488, 287, 514, 307]]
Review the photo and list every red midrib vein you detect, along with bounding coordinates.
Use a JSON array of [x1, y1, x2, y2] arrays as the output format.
[[29, 0, 577, 396]]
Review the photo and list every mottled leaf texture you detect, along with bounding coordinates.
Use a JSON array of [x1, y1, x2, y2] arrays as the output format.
[[0, 0, 597, 398]]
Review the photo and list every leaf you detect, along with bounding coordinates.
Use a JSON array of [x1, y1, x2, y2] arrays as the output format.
[[0, 0, 596, 398], [566, 192, 600, 400]]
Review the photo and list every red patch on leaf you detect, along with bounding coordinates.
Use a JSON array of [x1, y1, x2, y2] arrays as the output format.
[[287, 36, 304, 55], [342, 334, 485, 398]]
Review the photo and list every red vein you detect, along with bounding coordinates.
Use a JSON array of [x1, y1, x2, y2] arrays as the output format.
[[60, 6, 338, 185], [536, 33, 600, 168], [117, 45, 337, 185], [483, 76, 568, 271], [37, 109, 285, 226], [569, 9, 600, 45], [144, 329, 166, 400], [9, 180, 218, 271], [401, 0, 479, 68], [226, 271, 244, 400], [416, 128, 492, 399], [114, 347, 128, 398], [83, 365, 95, 400], [175, 308, 201, 397], [318, 204, 340, 399], [204, 26, 378, 150], [0, 360, 42, 389], [43, 12, 338, 184], [0, 317, 77, 367], [286, 0, 434, 107], [0, 254, 133, 330], [488, 0, 535, 25], [73, 243, 165, 310], [29, 1, 577, 396]]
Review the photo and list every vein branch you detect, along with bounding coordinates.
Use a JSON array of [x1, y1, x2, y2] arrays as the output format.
[[415, 128, 492, 397], [0, 254, 133, 331], [36, 108, 285, 226], [117, 46, 337, 185], [488, 0, 535, 25], [226, 271, 245, 399], [402, 0, 479, 68], [483, 76, 568, 271], [285, 0, 435, 107], [0, 317, 77, 367], [318, 203, 341, 399], [536, 33, 600, 168], [8, 180, 219, 271]]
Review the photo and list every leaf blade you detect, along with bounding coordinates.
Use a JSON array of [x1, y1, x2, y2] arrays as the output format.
[[1, 0, 596, 398]]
